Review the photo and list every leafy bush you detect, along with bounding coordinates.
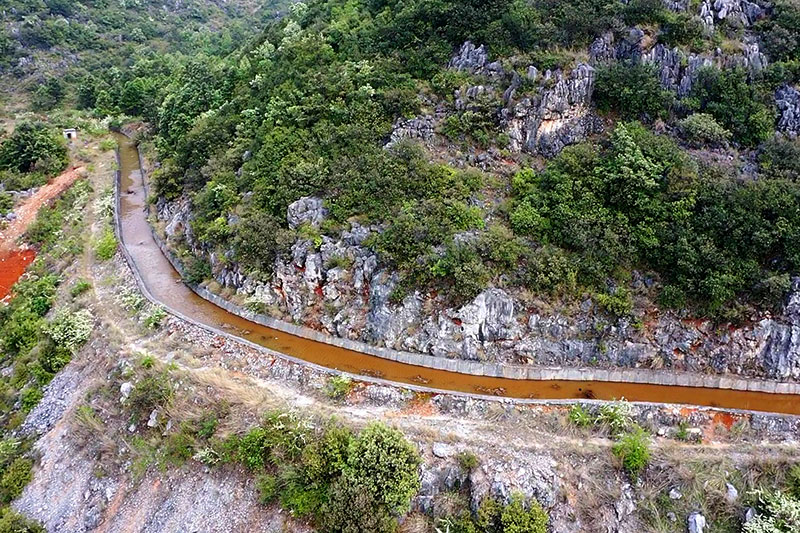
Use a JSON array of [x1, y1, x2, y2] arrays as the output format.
[[69, 279, 91, 298], [45, 309, 94, 352], [759, 137, 800, 181], [612, 426, 651, 480], [476, 493, 548, 533], [0, 457, 32, 503], [743, 490, 800, 533], [594, 63, 673, 120], [595, 288, 633, 318], [0, 193, 12, 217], [125, 372, 172, 420], [568, 404, 592, 427], [143, 307, 167, 329], [325, 375, 353, 401], [0, 121, 68, 177], [755, 0, 800, 63], [687, 67, 775, 147], [677, 113, 731, 147], [457, 450, 479, 472], [346, 422, 421, 514], [0, 509, 45, 533], [95, 229, 117, 261], [596, 400, 633, 435], [320, 478, 397, 533]]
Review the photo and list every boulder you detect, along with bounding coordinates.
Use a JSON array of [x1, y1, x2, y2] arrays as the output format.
[[688, 512, 706, 533], [287, 196, 327, 230], [457, 288, 521, 342], [449, 41, 489, 73], [777, 85, 800, 138]]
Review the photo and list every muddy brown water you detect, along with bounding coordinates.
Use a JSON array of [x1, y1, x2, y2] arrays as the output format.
[[115, 133, 800, 414]]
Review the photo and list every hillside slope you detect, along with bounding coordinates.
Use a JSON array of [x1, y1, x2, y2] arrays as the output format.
[[146, 0, 800, 378]]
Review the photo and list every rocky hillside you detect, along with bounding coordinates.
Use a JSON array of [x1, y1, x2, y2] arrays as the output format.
[[0, 0, 289, 112], [148, 0, 800, 379]]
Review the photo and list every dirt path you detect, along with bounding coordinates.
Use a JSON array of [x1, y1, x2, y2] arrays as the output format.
[[0, 165, 85, 253]]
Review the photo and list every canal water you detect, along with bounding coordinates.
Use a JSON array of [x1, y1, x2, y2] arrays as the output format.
[[115, 133, 800, 414]]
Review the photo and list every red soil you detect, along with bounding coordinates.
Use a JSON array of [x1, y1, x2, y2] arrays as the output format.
[[0, 165, 83, 300], [0, 166, 84, 253], [0, 249, 35, 301]]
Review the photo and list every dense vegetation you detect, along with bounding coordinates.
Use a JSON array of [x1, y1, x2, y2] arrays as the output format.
[[0, 0, 290, 112], [0, 121, 68, 191], [132, 0, 800, 320]]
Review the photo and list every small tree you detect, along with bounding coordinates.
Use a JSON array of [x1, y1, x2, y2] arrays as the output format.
[[346, 422, 421, 514]]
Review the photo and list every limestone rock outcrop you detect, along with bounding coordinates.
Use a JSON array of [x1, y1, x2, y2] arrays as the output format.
[[502, 63, 602, 157], [777, 85, 800, 138]]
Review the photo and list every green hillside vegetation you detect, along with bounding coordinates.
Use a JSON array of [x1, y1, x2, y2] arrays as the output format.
[[0, 0, 290, 113], [8, 0, 800, 320], [133, 0, 800, 321]]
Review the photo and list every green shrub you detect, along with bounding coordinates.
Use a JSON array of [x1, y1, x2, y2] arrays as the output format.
[[568, 404, 593, 427], [325, 375, 354, 401], [346, 422, 421, 514], [320, 478, 398, 533], [125, 372, 172, 420], [237, 427, 270, 471], [45, 308, 94, 352], [687, 67, 775, 147], [457, 450, 479, 472], [743, 490, 800, 533], [0, 457, 33, 503], [594, 63, 673, 120], [476, 494, 548, 533], [164, 429, 196, 464], [38, 340, 72, 374], [678, 113, 731, 147], [143, 307, 167, 329], [256, 473, 279, 504], [99, 139, 117, 151], [20, 387, 43, 412], [612, 426, 651, 480], [0, 509, 45, 533], [70, 279, 91, 298], [0, 192, 12, 216], [184, 256, 211, 285], [95, 229, 117, 261], [595, 288, 633, 318], [759, 137, 800, 181], [596, 401, 633, 435], [0, 121, 68, 177]]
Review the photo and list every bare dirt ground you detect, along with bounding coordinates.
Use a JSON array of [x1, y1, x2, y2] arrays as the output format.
[[0, 165, 86, 252]]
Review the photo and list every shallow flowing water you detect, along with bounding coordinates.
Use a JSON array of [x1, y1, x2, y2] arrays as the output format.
[[115, 133, 800, 414]]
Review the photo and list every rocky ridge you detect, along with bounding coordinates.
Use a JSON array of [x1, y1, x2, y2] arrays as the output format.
[[157, 194, 800, 381]]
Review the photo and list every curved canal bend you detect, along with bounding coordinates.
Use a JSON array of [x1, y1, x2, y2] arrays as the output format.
[[116, 133, 800, 415]]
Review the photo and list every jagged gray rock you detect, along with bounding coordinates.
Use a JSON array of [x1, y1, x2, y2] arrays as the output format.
[[699, 0, 763, 29], [503, 63, 602, 157], [592, 33, 766, 97], [157, 184, 800, 382], [688, 512, 707, 533], [286, 196, 327, 230], [777, 85, 800, 138], [449, 41, 489, 73], [387, 115, 437, 146]]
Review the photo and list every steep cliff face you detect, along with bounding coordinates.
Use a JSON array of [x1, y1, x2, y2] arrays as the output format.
[[502, 64, 603, 157], [158, 194, 800, 381]]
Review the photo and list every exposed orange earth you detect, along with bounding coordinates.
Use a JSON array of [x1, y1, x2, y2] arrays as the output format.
[[0, 165, 84, 300], [0, 249, 35, 301]]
